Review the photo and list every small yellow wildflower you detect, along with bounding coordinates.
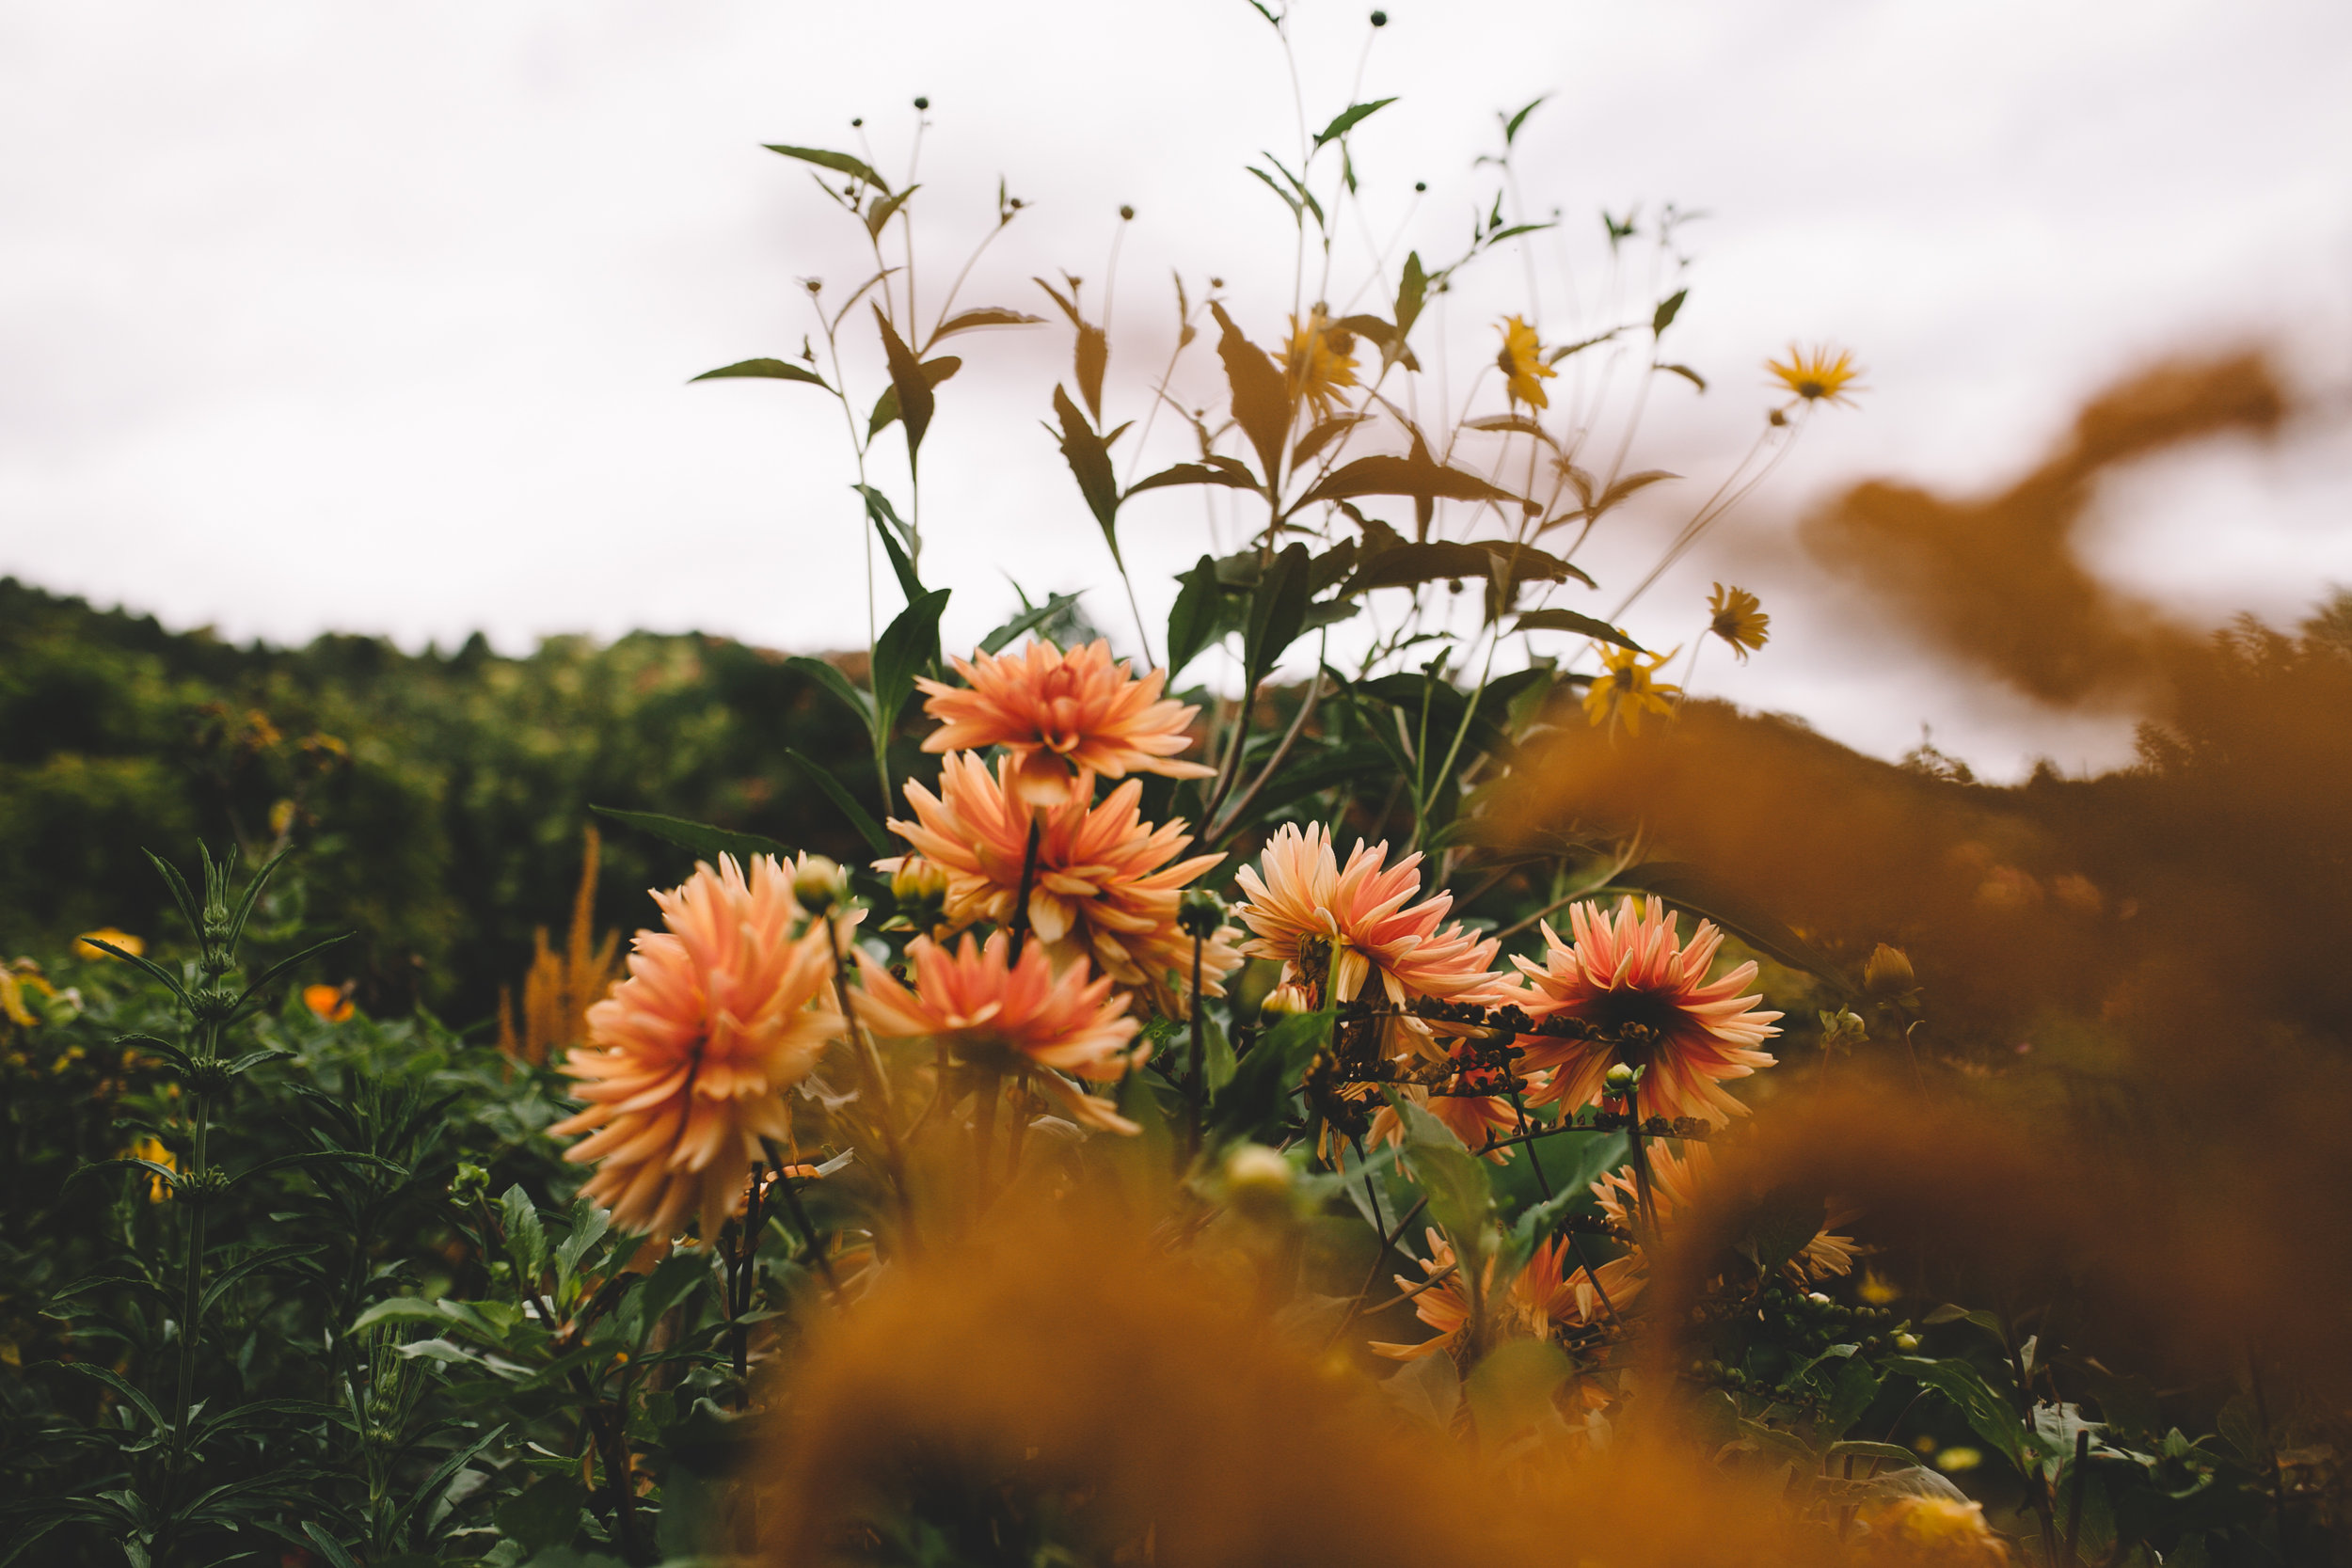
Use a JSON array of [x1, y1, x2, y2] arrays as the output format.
[[1496, 315, 1556, 410], [1273, 308, 1359, 422], [1767, 342, 1865, 408], [128, 1136, 177, 1203], [1706, 583, 1770, 661], [2, 962, 52, 1027], [1581, 644, 1681, 736], [74, 928, 144, 961]]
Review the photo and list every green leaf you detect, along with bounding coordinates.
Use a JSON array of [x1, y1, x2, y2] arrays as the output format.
[[1888, 1355, 2030, 1477], [1050, 385, 1122, 566], [1651, 287, 1688, 336], [48, 1361, 168, 1432], [1825, 1439, 1922, 1467], [690, 357, 831, 392], [1209, 1009, 1327, 1145], [785, 654, 876, 728], [501, 1183, 548, 1278], [1209, 303, 1292, 486], [866, 355, 961, 442], [785, 750, 892, 856], [1290, 452, 1516, 513], [590, 807, 791, 866], [1502, 95, 1548, 145], [872, 588, 952, 740], [1125, 455, 1261, 499], [1464, 1338, 1571, 1449], [1394, 250, 1429, 343], [1346, 540, 1587, 595], [1820, 1355, 1883, 1444], [979, 592, 1080, 656], [853, 484, 926, 604], [1513, 610, 1645, 653], [1659, 362, 1707, 392], [1075, 323, 1108, 422], [762, 143, 890, 194], [1242, 542, 1311, 692], [392, 1423, 509, 1538], [873, 308, 934, 459], [495, 1473, 589, 1555], [929, 307, 1046, 344], [863, 183, 918, 241], [1313, 97, 1397, 149], [1167, 554, 1227, 680], [197, 1243, 310, 1319], [300, 1524, 361, 1568], [554, 1201, 612, 1283]]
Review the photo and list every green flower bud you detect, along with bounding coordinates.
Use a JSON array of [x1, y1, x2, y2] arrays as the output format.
[[1863, 942, 1915, 997], [794, 856, 850, 914]]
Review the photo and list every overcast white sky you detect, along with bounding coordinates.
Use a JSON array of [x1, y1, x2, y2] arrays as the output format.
[[5, 0, 2349, 779]]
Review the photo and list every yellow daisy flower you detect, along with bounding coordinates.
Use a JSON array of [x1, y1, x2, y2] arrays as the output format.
[[1273, 308, 1360, 423], [1706, 583, 1769, 661], [1581, 644, 1681, 735], [1496, 315, 1556, 410], [1767, 342, 1864, 408]]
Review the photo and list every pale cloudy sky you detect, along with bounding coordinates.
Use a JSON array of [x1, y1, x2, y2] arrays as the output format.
[[5, 0, 2349, 779]]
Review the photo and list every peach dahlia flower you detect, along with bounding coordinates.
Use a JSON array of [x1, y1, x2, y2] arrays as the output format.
[[549, 855, 841, 1241], [1513, 896, 1778, 1126], [855, 932, 1143, 1133], [915, 638, 1214, 807], [1233, 824, 1502, 1013], [1370, 1229, 1602, 1361], [886, 751, 1239, 1011]]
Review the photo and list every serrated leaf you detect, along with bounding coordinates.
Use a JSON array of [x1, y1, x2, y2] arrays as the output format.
[[872, 589, 952, 740], [863, 183, 918, 241], [1394, 250, 1429, 342], [501, 1185, 548, 1277], [1290, 452, 1516, 513], [1513, 610, 1645, 653], [1126, 456, 1261, 499], [1651, 287, 1688, 336], [864, 356, 961, 443], [979, 592, 1080, 656], [1313, 97, 1398, 148], [591, 808, 792, 867], [928, 307, 1046, 344], [762, 143, 890, 195], [1050, 385, 1122, 564], [873, 309, 935, 459], [1209, 302, 1293, 485], [690, 357, 832, 391]]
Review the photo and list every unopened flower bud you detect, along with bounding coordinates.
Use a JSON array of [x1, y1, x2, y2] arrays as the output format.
[[1820, 1007, 1867, 1052], [451, 1162, 489, 1206], [1893, 1330, 1920, 1352], [1119, 203, 1136, 221], [1223, 1143, 1293, 1203], [1601, 1062, 1640, 1098], [889, 857, 949, 909], [1177, 890, 1226, 940], [913, 95, 930, 111], [1370, 8, 1389, 24], [794, 856, 850, 914], [1863, 943, 1915, 997], [1260, 985, 1311, 1020], [1806, 1291, 1833, 1308]]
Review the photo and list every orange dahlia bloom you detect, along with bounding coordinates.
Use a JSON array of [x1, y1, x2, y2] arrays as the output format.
[[1233, 824, 1502, 1014], [1369, 1228, 1602, 1361], [886, 751, 1239, 1011], [548, 855, 841, 1241], [1512, 896, 1779, 1126], [915, 638, 1215, 808], [855, 932, 1143, 1133]]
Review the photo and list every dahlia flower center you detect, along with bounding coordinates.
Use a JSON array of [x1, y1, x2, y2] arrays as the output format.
[[1584, 985, 1689, 1051]]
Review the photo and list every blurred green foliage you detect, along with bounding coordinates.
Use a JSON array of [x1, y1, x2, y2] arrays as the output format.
[[0, 578, 902, 1029]]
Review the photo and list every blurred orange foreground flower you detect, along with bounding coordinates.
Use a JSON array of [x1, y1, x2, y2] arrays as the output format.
[[1514, 896, 1779, 1126], [1233, 823, 1501, 1012], [915, 638, 1214, 807], [887, 751, 1237, 1009], [550, 855, 841, 1240], [857, 932, 1143, 1133], [1370, 1228, 1599, 1361]]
